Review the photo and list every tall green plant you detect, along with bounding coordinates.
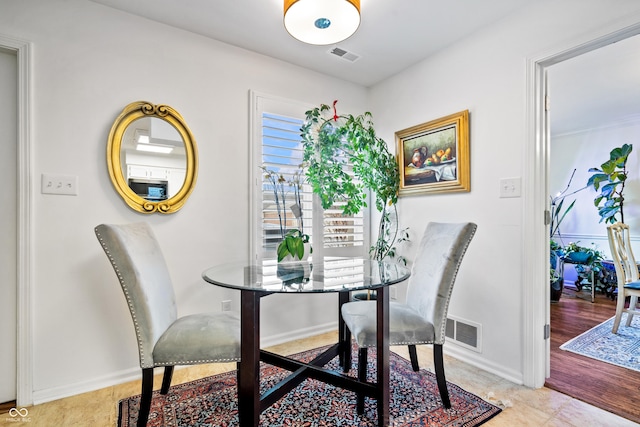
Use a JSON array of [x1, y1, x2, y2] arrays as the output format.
[[586, 144, 633, 224], [301, 102, 401, 261]]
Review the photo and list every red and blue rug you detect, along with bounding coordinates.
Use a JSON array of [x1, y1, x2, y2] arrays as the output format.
[[118, 345, 501, 426]]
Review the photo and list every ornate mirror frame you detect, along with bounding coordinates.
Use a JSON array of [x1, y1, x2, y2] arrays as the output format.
[[107, 101, 198, 214]]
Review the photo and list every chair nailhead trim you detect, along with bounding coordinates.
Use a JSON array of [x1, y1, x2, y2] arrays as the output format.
[[96, 228, 149, 367]]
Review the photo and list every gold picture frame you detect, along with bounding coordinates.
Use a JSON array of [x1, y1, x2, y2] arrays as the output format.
[[396, 110, 469, 196]]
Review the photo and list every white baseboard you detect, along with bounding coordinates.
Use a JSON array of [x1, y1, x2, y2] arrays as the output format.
[[260, 321, 337, 348], [444, 342, 524, 386], [31, 322, 338, 405], [32, 321, 525, 405], [32, 367, 140, 405]]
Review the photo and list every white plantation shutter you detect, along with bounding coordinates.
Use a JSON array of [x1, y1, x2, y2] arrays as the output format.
[[260, 112, 311, 255], [250, 92, 369, 262], [323, 196, 365, 248]]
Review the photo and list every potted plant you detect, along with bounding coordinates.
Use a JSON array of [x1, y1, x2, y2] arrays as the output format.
[[261, 165, 312, 262], [563, 241, 605, 291], [550, 239, 564, 302], [549, 169, 585, 301], [278, 229, 311, 262], [301, 101, 402, 262], [586, 143, 633, 224]]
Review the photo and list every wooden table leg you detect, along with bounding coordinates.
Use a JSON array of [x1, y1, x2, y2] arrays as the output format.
[[338, 291, 351, 372], [376, 287, 390, 426], [238, 290, 260, 427]]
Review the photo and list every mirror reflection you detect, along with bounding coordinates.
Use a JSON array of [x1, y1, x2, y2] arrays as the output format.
[[106, 101, 198, 214], [120, 117, 187, 201]]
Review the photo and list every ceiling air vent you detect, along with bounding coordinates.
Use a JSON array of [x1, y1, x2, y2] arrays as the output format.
[[328, 47, 360, 63]]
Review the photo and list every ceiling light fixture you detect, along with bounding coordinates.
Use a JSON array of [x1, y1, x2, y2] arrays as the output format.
[[284, 0, 360, 46], [136, 144, 173, 154]]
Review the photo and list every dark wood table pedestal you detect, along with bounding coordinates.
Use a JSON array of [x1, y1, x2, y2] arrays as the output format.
[[237, 287, 390, 427]]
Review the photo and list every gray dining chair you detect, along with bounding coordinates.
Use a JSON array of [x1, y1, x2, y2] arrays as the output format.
[[95, 223, 241, 427], [341, 222, 477, 410]]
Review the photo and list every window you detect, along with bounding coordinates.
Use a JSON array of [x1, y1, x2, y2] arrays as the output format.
[[250, 92, 369, 263], [260, 112, 310, 254]]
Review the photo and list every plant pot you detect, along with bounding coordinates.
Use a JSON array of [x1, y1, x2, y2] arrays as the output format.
[[277, 261, 312, 287], [566, 252, 590, 264], [550, 278, 564, 302], [353, 291, 376, 301]]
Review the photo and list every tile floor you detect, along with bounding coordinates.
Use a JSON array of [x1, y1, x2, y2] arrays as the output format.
[[1, 332, 636, 427]]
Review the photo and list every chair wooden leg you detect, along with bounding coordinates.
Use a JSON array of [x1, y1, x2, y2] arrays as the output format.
[[408, 344, 419, 371], [626, 296, 638, 327], [160, 366, 174, 395], [613, 291, 626, 333], [138, 368, 154, 427], [433, 344, 451, 409], [357, 347, 368, 414]]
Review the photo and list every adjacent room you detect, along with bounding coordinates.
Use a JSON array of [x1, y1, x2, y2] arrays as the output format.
[[546, 33, 640, 422], [1, 0, 640, 426]]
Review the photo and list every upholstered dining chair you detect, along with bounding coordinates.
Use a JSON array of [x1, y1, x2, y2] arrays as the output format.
[[607, 222, 640, 334], [95, 223, 241, 427], [341, 222, 477, 410]]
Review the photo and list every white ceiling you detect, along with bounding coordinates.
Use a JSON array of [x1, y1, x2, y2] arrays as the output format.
[[89, 0, 640, 134], [549, 34, 640, 135], [89, 0, 534, 87]]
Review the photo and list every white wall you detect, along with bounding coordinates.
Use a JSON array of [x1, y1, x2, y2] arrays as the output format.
[[369, 0, 640, 382], [0, 0, 367, 403], [3, 0, 640, 404], [551, 121, 640, 256]]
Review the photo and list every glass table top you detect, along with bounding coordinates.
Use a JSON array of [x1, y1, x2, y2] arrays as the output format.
[[202, 257, 410, 293]]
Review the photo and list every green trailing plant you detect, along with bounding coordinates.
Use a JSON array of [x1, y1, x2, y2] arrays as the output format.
[[586, 143, 633, 224], [564, 242, 604, 265], [369, 204, 410, 265], [301, 101, 401, 261], [563, 241, 605, 288]]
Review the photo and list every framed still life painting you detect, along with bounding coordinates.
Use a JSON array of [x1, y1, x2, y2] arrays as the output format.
[[396, 110, 470, 196]]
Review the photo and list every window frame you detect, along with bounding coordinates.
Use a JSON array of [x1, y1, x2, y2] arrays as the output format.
[[249, 91, 370, 262]]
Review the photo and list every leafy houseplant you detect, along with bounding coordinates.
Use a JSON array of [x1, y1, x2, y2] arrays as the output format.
[[301, 101, 402, 262], [550, 239, 564, 302], [261, 165, 312, 262], [549, 169, 586, 301], [278, 229, 311, 262], [563, 241, 605, 290], [586, 143, 633, 224]]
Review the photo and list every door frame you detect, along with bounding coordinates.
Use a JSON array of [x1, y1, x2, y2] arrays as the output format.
[[524, 22, 640, 388], [0, 33, 33, 406]]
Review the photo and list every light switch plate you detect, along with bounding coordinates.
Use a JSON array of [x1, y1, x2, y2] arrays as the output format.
[[499, 177, 521, 198], [41, 174, 78, 196]]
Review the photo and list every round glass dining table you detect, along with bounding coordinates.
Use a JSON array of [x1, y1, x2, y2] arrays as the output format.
[[202, 257, 410, 293], [202, 257, 410, 427]]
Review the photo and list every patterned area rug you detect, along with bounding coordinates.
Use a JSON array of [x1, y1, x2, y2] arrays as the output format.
[[118, 345, 501, 426], [560, 315, 640, 372]]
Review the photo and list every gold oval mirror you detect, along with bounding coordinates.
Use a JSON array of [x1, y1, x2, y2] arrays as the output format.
[[107, 101, 197, 214]]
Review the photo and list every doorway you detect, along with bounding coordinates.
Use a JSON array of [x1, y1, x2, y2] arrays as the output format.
[[524, 22, 640, 390], [0, 46, 17, 405], [0, 34, 32, 407], [543, 33, 640, 421]]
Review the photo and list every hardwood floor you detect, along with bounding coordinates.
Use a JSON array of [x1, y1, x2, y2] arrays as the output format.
[[546, 286, 640, 424]]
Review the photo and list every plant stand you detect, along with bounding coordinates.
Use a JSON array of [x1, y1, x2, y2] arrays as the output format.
[[561, 257, 596, 303]]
